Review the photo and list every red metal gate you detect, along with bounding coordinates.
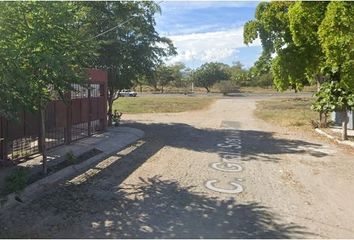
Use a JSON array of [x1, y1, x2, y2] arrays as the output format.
[[0, 69, 107, 162]]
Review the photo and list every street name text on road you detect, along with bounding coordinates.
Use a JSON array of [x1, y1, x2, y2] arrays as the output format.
[[205, 129, 244, 194]]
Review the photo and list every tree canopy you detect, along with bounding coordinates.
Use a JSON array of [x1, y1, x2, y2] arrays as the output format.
[[318, 2, 354, 90], [245, 1, 354, 139], [0, 2, 95, 118], [155, 63, 185, 93], [244, 2, 313, 91], [84, 1, 176, 125], [192, 62, 231, 92], [0, 1, 97, 172]]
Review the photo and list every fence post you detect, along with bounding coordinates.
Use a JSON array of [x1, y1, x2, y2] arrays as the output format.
[[0, 117, 8, 161], [88, 84, 92, 136], [65, 92, 72, 145], [38, 110, 43, 152], [100, 82, 108, 131], [0, 117, 2, 160], [0, 139, 4, 160], [0, 117, 6, 160]]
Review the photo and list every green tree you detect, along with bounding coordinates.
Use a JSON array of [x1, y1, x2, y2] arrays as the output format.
[[178, 66, 194, 93], [252, 53, 272, 76], [245, 1, 354, 139], [0, 2, 95, 173], [288, 2, 329, 90], [289, 1, 354, 137], [155, 63, 184, 93], [312, 81, 354, 140], [155, 64, 175, 93], [229, 61, 246, 85], [318, 2, 354, 90], [288, 2, 329, 125], [316, 2, 354, 139], [170, 62, 186, 88], [244, 2, 311, 92], [192, 62, 231, 92], [86, 2, 176, 125]]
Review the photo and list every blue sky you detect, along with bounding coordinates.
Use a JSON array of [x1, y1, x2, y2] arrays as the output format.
[[155, 1, 262, 69]]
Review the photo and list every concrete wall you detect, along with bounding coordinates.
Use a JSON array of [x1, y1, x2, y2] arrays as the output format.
[[331, 111, 354, 130]]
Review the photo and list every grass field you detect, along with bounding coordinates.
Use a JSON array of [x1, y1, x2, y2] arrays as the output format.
[[113, 95, 216, 114], [254, 98, 319, 131], [135, 84, 317, 94], [239, 85, 317, 93]]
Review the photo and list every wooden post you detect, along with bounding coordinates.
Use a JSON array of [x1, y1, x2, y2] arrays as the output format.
[[0, 117, 8, 161], [65, 91, 72, 144], [39, 107, 47, 174], [100, 82, 108, 131], [88, 85, 92, 136]]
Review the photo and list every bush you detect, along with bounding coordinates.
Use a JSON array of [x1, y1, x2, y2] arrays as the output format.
[[4, 167, 28, 194], [215, 81, 239, 94], [112, 110, 123, 127], [65, 151, 77, 164]]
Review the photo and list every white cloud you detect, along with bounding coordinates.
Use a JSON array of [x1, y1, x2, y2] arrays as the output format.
[[159, 1, 259, 11], [166, 27, 261, 65]]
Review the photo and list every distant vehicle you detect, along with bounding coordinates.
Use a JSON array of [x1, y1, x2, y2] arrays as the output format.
[[119, 89, 137, 97]]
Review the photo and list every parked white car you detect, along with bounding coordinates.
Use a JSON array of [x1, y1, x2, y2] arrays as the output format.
[[119, 89, 137, 97]]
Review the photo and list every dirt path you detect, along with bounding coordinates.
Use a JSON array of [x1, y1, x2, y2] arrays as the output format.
[[1, 97, 354, 238]]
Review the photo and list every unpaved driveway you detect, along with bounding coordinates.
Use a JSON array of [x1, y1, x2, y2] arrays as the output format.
[[1, 96, 354, 238]]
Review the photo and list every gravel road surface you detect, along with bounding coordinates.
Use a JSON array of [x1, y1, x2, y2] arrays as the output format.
[[1, 95, 354, 238]]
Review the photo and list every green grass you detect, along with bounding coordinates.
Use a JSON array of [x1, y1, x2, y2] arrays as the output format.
[[255, 98, 319, 131], [113, 95, 216, 114]]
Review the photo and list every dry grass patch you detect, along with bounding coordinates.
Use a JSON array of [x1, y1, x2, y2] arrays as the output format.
[[240, 85, 317, 94], [255, 98, 319, 131], [113, 95, 216, 114]]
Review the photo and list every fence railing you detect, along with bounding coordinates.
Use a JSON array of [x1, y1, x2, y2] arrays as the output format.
[[0, 69, 107, 163]]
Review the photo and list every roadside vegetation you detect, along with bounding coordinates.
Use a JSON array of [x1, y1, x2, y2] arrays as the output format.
[[0, 1, 176, 174], [245, 2, 354, 140], [138, 60, 275, 95], [255, 98, 319, 131], [1, 0, 353, 178], [113, 96, 215, 114]]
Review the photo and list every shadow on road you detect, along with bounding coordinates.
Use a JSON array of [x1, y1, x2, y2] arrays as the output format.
[[0, 121, 326, 238], [84, 175, 312, 238], [1, 177, 313, 238], [125, 121, 329, 163]]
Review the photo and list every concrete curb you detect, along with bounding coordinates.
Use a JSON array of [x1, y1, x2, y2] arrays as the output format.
[[0, 127, 144, 212], [315, 128, 354, 148]]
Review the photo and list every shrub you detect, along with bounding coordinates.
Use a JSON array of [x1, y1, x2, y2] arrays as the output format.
[[215, 80, 239, 95], [4, 167, 28, 194], [65, 151, 77, 164]]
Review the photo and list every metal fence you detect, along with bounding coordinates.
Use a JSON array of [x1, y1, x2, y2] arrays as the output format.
[[0, 69, 107, 163]]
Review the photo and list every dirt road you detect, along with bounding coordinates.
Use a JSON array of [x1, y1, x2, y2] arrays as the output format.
[[1, 96, 354, 238]]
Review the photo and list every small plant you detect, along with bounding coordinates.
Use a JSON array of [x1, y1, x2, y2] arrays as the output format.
[[4, 167, 28, 194], [65, 151, 77, 164], [112, 110, 123, 127]]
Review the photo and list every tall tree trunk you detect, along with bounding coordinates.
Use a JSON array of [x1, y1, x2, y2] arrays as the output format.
[[39, 106, 47, 174], [205, 86, 210, 93], [319, 111, 328, 128], [341, 109, 348, 141], [324, 113, 328, 128], [153, 83, 158, 92], [139, 84, 142, 93], [161, 85, 164, 93]]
